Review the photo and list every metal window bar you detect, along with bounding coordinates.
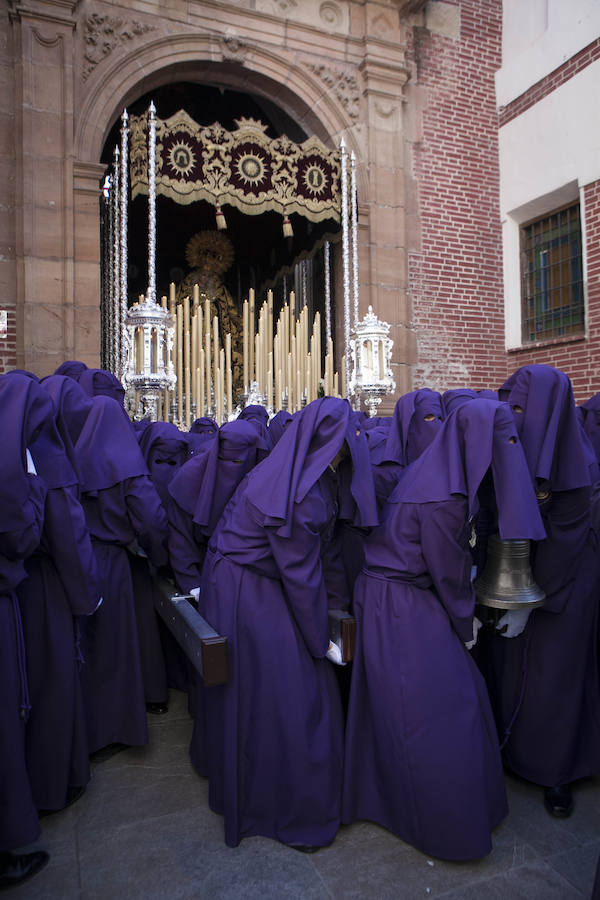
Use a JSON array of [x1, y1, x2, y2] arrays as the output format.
[[520, 202, 584, 343]]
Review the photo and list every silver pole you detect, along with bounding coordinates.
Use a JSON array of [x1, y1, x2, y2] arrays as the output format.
[[146, 101, 157, 306], [112, 145, 121, 376], [119, 109, 129, 381], [324, 241, 331, 342], [104, 174, 114, 371], [351, 151, 359, 329], [340, 138, 350, 399]]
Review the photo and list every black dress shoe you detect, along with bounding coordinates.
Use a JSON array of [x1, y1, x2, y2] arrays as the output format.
[[0, 850, 49, 892], [544, 784, 574, 818], [146, 701, 169, 715]]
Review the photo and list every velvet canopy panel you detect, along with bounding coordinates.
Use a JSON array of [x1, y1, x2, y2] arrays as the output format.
[[129, 111, 343, 224]]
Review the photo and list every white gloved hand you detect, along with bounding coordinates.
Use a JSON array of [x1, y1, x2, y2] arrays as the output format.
[[326, 640, 346, 666], [189, 587, 200, 603], [496, 608, 531, 638], [465, 616, 482, 650], [26, 448, 37, 475]]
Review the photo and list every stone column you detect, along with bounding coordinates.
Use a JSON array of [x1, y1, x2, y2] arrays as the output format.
[[358, 6, 417, 401], [73, 161, 104, 364], [9, 0, 77, 375]]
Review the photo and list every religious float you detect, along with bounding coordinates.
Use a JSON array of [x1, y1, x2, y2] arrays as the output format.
[[100, 103, 395, 424]]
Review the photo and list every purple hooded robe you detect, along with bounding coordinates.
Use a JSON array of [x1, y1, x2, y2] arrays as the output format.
[[167, 420, 270, 766], [198, 397, 377, 848], [0, 374, 49, 850], [488, 365, 600, 786], [342, 400, 546, 860], [70, 396, 169, 752], [9, 374, 101, 812], [267, 409, 293, 447], [382, 389, 445, 467], [54, 360, 88, 379], [131, 422, 192, 705], [78, 367, 126, 408]]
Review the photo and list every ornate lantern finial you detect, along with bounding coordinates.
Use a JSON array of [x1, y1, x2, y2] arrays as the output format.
[[349, 305, 396, 416]]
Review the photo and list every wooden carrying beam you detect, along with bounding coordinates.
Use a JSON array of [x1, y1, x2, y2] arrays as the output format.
[[154, 577, 229, 686], [328, 609, 356, 663], [154, 578, 356, 678]]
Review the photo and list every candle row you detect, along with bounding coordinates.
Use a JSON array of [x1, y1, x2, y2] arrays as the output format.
[[152, 283, 343, 427], [242, 290, 341, 414], [163, 284, 233, 427]]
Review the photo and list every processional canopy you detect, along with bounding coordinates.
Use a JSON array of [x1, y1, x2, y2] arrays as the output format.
[[129, 113, 343, 228]]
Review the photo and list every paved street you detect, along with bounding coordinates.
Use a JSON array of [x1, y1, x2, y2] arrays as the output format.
[[13, 690, 600, 899]]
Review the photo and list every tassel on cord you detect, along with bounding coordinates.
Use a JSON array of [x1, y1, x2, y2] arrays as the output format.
[[215, 204, 227, 230], [282, 214, 293, 238]]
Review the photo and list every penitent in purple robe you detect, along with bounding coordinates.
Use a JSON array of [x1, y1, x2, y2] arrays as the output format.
[[0, 374, 49, 850], [168, 420, 270, 769], [198, 397, 377, 848], [6, 373, 102, 811], [168, 420, 269, 594], [343, 400, 546, 860], [70, 396, 169, 752], [489, 365, 600, 786], [133, 422, 191, 704]]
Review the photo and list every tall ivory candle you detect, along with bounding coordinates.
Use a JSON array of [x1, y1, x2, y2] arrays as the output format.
[[249, 288, 255, 385], [225, 333, 232, 416], [199, 348, 205, 417], [243, 299, 249, 390]]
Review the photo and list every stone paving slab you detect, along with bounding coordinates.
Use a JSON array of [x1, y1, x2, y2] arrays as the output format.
[[11, 690, 600, 899]]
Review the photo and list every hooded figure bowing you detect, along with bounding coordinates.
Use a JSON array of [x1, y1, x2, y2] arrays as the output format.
[[198, 397, 378, 850]]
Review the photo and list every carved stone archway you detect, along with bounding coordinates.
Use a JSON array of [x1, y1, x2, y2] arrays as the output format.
[[9, 1, 414, 394]]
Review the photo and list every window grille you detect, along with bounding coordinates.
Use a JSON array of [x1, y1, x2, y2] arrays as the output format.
[[520, 202, 584, 343]]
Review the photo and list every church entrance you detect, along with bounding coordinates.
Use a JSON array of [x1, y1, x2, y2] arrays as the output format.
[[99, 81, 341, 368]]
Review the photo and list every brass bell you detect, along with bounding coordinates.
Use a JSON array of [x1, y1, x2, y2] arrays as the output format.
[[474, 535, 545, 628]]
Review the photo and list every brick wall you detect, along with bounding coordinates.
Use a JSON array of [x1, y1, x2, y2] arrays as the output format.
[[407, 0, 506, 392], [507, 179, 600, 404], [0, 307, 17, 373]]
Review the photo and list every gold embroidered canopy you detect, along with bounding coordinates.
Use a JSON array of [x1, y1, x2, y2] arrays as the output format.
[[129, 111, 343, 224]]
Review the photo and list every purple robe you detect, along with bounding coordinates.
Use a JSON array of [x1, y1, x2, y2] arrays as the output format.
[[54, 360, 88, 379], [267, 409, 293, 447], [6, 373, 102, 810], [78, 367, 126, 407], [488, 365, 600, 786], [72, 397, 169, 752], [381, 388, 444, 466], [19, 486, 100, 809], [0, 374, 51, 850], [580, 392, 600, 461], [187, 417, 219, 456], [132, 423, 191, 703], [237, 404, 270, 447], [168, 421, 268, 594], [199, 398, 376, 848], [343, 401, 545, 860]]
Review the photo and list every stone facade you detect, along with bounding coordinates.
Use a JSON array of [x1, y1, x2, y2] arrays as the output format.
[[9, 0, 596, 403]]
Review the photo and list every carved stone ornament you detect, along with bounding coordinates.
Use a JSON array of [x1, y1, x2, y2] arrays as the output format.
[[82, 13, 157, 81], [220, 32, 247, 62], [306, 64, 360, 120]]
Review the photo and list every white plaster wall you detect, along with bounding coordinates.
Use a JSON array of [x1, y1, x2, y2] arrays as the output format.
[[497, 0, 600, 107], [500, 61, 600, 348]]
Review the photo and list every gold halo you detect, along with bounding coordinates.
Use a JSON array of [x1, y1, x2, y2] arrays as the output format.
[[185, 230, 235, 274]]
